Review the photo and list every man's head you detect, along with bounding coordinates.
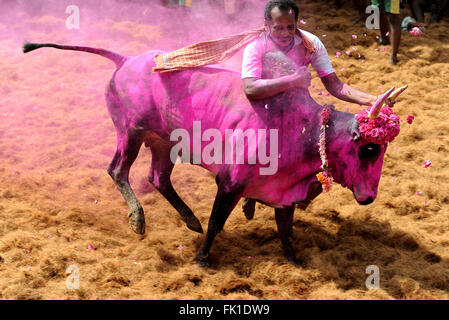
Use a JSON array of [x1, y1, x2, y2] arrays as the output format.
[[264, 0, 299, 49]]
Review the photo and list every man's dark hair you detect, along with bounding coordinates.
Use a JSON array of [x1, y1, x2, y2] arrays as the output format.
[[264, 0, 299, 22]]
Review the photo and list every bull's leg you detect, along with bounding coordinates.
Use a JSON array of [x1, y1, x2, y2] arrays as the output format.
[[147, 139, 203, 233], [108, 130, 146, 234], [242, 198, 256, 220], [194, 179, 244, 267], [275, 206, 298, 266]]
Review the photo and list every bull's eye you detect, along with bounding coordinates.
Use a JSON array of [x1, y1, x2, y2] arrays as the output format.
[[358, 143, 381, 161]]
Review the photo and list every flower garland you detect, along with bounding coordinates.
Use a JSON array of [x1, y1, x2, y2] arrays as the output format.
[[355, 105, 401, 144], [316, 105, 334, 193]]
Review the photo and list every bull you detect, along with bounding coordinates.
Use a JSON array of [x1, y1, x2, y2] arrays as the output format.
[[23, 42, 399, 267]]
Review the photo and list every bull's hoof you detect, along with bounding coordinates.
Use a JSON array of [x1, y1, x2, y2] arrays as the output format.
[[185, 215, 203, 234], [242, 198, 255, 220], [194, 253, 211, 268], [128, 207, 145, 234]]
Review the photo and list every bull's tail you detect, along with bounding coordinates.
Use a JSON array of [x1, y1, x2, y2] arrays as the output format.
[[22, 42, 129, 69]]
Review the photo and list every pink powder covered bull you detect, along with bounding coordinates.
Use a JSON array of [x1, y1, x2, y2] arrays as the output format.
[[23, 43, 404, 267]]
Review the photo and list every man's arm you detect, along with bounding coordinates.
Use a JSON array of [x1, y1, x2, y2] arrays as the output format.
[[321, 72, 377, 106], [243, 67, 312, 100]]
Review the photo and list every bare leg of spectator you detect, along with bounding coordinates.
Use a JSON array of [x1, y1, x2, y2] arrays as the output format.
[[408, 0, 425, 22], [431, 0, 449, 23], [387, 12, 401, 65], [378, 8, 391, 45]]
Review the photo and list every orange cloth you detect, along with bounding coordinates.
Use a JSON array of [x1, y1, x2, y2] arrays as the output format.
[[153, 27, 317, 73]]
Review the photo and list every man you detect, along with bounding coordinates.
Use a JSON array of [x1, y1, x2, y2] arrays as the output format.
[[242, 0, 379, 104], [371, 0, 401, 64]]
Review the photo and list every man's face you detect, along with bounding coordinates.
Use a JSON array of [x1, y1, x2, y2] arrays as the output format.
[[266, 6, 297, 48]]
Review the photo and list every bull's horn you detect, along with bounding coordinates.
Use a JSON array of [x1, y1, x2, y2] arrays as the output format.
[[369, 86, 395, 119], [387, 85, 408, 102]]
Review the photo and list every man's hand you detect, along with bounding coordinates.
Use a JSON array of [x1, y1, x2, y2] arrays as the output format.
[[290, 66, 312, 89], [243, 66, 312, 100], [371, 95, 396, 107]]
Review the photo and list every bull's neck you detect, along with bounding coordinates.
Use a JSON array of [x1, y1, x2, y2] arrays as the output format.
[[324, 109, 355, 182]]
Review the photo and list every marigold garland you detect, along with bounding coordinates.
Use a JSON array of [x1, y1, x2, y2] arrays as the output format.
[[316, 105, 334, 193]]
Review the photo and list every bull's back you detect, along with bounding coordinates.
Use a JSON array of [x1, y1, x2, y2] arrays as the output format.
[[113, 50, 259, 137]]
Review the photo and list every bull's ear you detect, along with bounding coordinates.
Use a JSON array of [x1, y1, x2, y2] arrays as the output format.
[[351, 120, 361, 142]]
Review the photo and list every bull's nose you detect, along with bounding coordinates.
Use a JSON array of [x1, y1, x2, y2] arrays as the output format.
[[359, 196, 374, 205]]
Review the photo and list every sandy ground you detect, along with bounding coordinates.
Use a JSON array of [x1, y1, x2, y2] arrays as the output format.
[[0, 0, 449, 300]]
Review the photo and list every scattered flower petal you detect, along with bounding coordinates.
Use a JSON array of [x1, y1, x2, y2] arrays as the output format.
[[300, 19, 306, 24], [423, 160, 432, 168], [385, 32, 390, 36], [410, 27, 423, 37], [335, 51, 341, 57], [352, 34, 357, 39], [88, 244, 95, 250], [406, 115, 415, 124]]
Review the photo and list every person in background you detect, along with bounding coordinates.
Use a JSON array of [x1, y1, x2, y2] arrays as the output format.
[[371, 0, 401, 65], [430, 0, 449, 23]]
